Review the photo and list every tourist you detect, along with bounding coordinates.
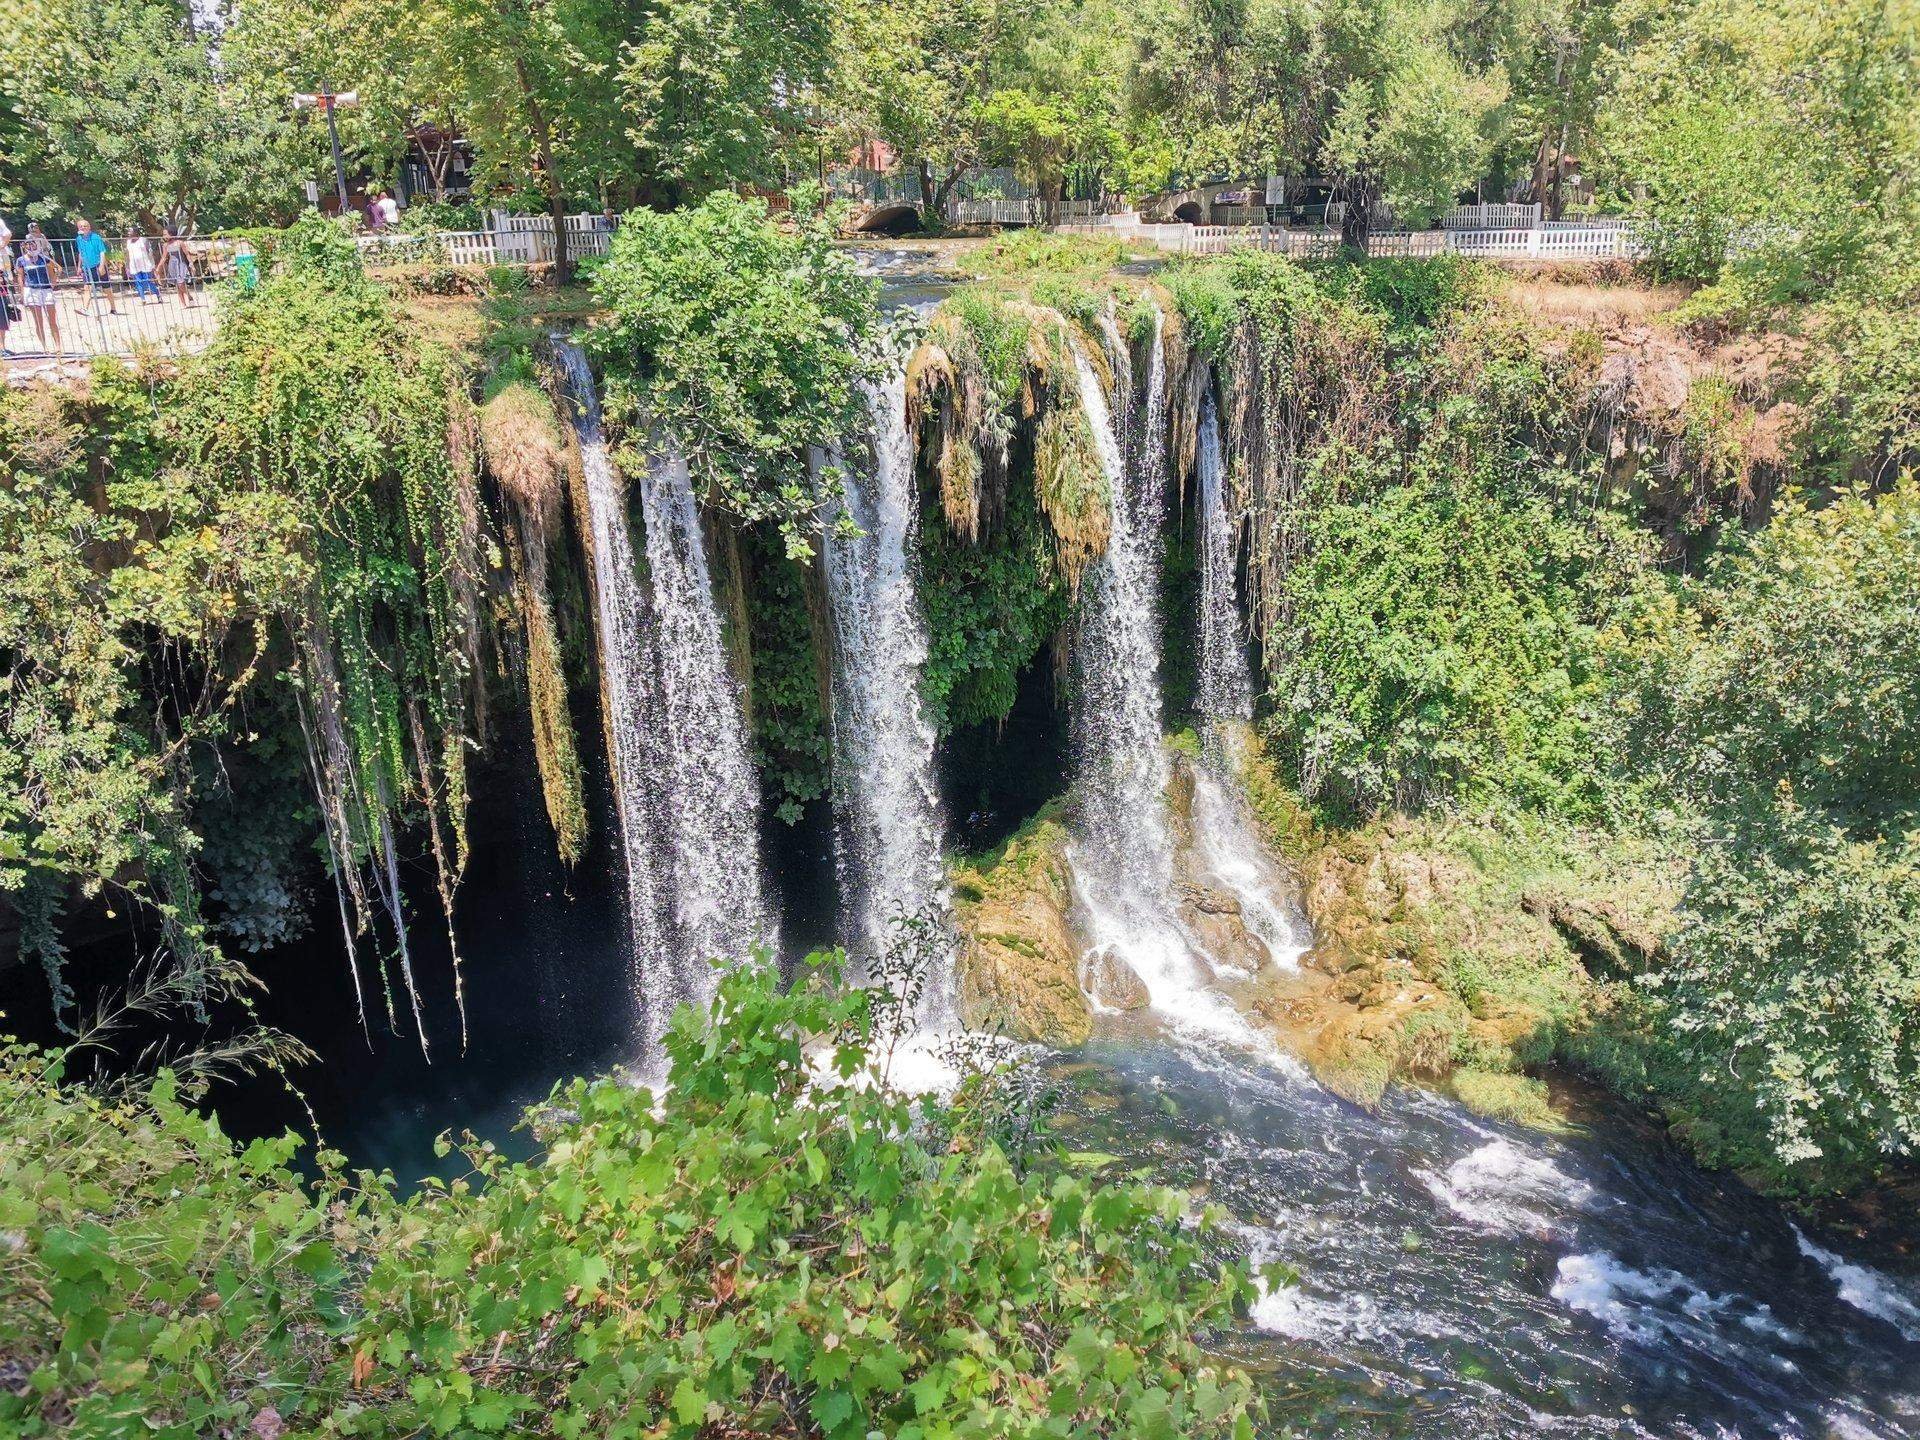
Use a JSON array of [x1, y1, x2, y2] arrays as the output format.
[[378, 190, 401, 229], [16, 224, 62, 354], [124, 228, 160, 302], [74, 218, 119, 315], [0, 265, 15, 357], [158, 228, 196, 308], [232, 235, 259, 292], [369, 191, 389, 231]]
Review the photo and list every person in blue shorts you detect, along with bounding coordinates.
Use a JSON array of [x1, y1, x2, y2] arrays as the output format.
[[74, 218, 118, 315]]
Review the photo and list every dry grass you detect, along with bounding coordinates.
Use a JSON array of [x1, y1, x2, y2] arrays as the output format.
[[479, 382, 566, 519], [1499, 271, 1693, 328]]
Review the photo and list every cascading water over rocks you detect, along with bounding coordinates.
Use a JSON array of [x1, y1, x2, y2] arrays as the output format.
[[821, 368, 957, 1025], [555, 339, 772, 1053]]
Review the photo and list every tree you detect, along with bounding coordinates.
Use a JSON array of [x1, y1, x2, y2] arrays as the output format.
[[1624, 483, 1920, 1180], [1594, 0, 1920, 299], [977, 0, 1128, 213], [839, 0, 1029, 222], [1, 0, 309, 229]]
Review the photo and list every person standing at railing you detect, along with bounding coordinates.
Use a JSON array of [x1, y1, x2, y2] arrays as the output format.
[[233, 236, 259, 292], [159, 228, 197, 308], [74, 218, 119, 316], [378, 191, 400, 230], [124, 229, 161, 302], [16, 224, 62, 354]]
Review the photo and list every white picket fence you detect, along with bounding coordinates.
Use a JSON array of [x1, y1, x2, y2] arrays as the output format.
[[1443, 203, 1543, 230], [355, 211, 615, 268], [1064, 212, 1643, 260]]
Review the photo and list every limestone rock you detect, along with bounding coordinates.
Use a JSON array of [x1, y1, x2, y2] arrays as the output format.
[[1083, 947, 1150, 1012], [951, 814, 1094, 1046]]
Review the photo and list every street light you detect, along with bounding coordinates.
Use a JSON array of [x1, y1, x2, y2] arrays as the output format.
[[294, 84, 360, 215]]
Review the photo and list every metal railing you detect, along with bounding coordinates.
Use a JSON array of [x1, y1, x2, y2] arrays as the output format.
[[2, 266, 222, 361]]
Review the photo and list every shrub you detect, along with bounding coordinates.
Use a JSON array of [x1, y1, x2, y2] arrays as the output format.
[[590, 194, 882, 556], [1, 959, 1263, 1438]]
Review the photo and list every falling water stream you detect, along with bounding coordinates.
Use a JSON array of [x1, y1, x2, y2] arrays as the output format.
[[556, 339, 771, 1052], [821, 368, 957, 1024]]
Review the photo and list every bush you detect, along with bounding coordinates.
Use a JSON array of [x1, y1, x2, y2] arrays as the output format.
[[1616, 482, 1920, 1183], [1, 959, 1263, 1438], [591, 194, 883, 556]]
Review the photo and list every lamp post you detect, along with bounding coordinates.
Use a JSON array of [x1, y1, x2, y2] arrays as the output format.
[[294, 84, 360, 215]]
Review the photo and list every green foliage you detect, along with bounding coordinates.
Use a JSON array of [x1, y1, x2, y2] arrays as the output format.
[[1273, 472, 1628, 818], [0, 366, 309, 1007], [1, 0, 307, 228], [953, 235, 1129, 290], [743, 530, 833, 822], [921, 478, 1072, 733], [591, 194, 882, 556], [1794, 269, 1920, 483], [0, 960, 1262, 1438], [1613, 484, 1920, 1182], [1171, 253, 1633, 820], [178, 212, 479, 885], [1595, 0, 1920, 303]]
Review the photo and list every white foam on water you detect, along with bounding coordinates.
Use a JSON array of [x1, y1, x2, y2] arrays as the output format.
[[1794, 1226, 1920, 1341], [1418, 1138, 1596, 1238], [1251, 1280, 1389, 1342], [1551, 1252, 1804, 1365]]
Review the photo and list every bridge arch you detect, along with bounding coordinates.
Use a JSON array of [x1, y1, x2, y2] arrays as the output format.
[[851, 202, 923, 235]]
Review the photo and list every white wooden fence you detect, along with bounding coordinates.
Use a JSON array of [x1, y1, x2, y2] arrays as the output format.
[[1443, 203, 1543, 230], [355, 211, 615, 268], [1063, 212, 1643, 260]]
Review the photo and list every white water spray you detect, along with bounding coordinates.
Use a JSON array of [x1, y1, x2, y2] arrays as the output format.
[[821, 369, 956, 1025], [555, 339, 772, 1052]]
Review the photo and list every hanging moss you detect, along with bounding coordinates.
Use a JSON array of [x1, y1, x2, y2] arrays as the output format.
[[171, 214, 483, 1048], [740, 527, 832, 823]]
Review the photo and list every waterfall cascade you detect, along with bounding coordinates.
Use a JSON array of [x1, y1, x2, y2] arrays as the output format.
[[1065, 313, 1304, 1042], [555, 339, 772, 1052], [1064, 316, 1222, 1025], [821, 369, 956, 1024], [1196, 391, 1255, 729]]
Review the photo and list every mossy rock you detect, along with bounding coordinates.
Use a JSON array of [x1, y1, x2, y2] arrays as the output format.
[[951, 810, 1093, 1046], [1448, 1068, 1571, 1132]]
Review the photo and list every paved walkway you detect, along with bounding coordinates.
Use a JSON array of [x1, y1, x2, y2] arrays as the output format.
[[3, 284, 218, 369]]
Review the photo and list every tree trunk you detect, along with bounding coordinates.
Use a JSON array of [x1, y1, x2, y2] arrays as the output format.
[[931, 165, 966, 224], [918, 158, 937, 225], [500, 5, 569, 282], [1340, 174, 1377, 254]]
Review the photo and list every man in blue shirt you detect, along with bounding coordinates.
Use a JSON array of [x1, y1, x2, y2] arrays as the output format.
[[75, 218, 118, 315]]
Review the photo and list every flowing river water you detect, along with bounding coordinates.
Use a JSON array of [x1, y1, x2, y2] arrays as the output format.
[[187, 247, 1920, 1437]]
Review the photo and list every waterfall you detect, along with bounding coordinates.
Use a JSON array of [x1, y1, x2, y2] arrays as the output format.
[[554, 339, 771, 1052], [1064, 322, 1218, 1021], [1066, 315, 1302, 1044], [1196, 391, 1255, 728], [821, 369, 955, 1024], [633, 446, 775, 984]]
